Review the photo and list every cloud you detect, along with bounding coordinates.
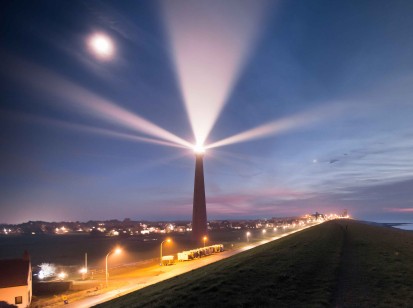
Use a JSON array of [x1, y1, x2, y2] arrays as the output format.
[[385, 208, 413, 213]]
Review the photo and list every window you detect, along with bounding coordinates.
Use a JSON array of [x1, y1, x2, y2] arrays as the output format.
[[15, 296, 23, 304]]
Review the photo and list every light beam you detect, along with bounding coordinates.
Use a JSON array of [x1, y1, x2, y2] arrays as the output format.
[[7, 57, 193, 149], [8, 111, 188, 149], [163, 0, 269, 146], [206, 104, 345, 149]]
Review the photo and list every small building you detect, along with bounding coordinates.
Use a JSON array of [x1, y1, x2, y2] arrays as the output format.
[[0, 251, 32, 308]]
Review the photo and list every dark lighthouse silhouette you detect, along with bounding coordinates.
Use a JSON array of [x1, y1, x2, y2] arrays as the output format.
[[192, 149, 207, 242]]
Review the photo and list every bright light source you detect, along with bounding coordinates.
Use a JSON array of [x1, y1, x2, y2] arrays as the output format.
[[114, 248, 122, 255], [58, 272, 67, 280], [262, 229, 266, 234], [38, 263, 56, 280], [202, 236, 208, 247], [79, 267, 87, 274], [166, 238, 171, 243], [193, 144, 205, 154], [246, 232, 251, 236], [88, 33, 114, 59]]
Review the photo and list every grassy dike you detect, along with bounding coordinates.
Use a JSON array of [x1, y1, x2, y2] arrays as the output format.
[[96, 220, 413, 307]]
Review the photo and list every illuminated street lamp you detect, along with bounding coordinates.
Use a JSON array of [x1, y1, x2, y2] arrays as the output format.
[[203, 236, 208, 248], [80, 252, 88, 280], [79, 267, 87, 280], [105, 247, 121, 287], [262, 229, 266, 235], [160, 238, 171, 266], [246, 231, 251, 242]]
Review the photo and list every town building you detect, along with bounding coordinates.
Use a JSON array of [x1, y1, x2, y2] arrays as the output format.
[[0, 252, 32, 307]]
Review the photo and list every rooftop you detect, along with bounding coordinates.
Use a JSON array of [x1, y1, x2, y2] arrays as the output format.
[[0, 259, 30, 288]]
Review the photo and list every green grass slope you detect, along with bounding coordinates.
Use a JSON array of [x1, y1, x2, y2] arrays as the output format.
[[96, 220, 413, 307]]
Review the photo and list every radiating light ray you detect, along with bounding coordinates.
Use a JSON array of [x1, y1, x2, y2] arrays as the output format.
[[4, 111, 187, 149], [163, 0, 270, 145], [206, 104, 345, 149], [6, 56, 193, 149], [79, 125, 187, 149]]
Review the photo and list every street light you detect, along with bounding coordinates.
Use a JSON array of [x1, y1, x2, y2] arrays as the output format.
[[80, 252, 88, 280], [203, 236, 208, 247], [79, 267, 87, 280], [246, 231, 251, 242], [105, 247, 121, 287], [160, 238, 171, 266], [262, 229, 266, 235]]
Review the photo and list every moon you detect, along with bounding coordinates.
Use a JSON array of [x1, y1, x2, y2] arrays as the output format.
[[88, 33, 114, 59]]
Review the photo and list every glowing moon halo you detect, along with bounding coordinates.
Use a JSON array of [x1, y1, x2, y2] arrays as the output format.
[[88, 33, 114, 59]]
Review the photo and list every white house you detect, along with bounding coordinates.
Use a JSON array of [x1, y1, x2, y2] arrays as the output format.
[[0, 252, 32, 308]]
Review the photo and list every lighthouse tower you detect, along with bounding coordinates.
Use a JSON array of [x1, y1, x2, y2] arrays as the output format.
[[192, 146, 207, 242]]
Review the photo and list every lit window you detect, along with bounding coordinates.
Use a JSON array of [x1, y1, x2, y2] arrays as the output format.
[[15, 296, 23, 304]]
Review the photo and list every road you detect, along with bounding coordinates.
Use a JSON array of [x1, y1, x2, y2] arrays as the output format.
[[63, 224, 319, 307]]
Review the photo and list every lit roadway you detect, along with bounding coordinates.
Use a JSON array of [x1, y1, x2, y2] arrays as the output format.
[[66, 223, 321, 308]]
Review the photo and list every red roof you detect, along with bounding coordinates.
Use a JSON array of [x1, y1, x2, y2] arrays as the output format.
[[0, 259, 30, 288]]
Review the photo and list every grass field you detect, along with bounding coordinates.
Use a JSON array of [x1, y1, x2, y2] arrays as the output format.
[[95, 220, 413, 307]]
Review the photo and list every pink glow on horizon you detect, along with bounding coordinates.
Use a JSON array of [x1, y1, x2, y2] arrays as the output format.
[[123, 186, 315, 219], [163, 0, 269, 145]]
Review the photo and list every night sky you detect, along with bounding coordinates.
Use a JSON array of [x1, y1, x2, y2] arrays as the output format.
[[1, 0, 413, 224]]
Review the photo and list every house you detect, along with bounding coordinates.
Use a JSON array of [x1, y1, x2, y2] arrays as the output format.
[[0, 251, 32, 308]]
